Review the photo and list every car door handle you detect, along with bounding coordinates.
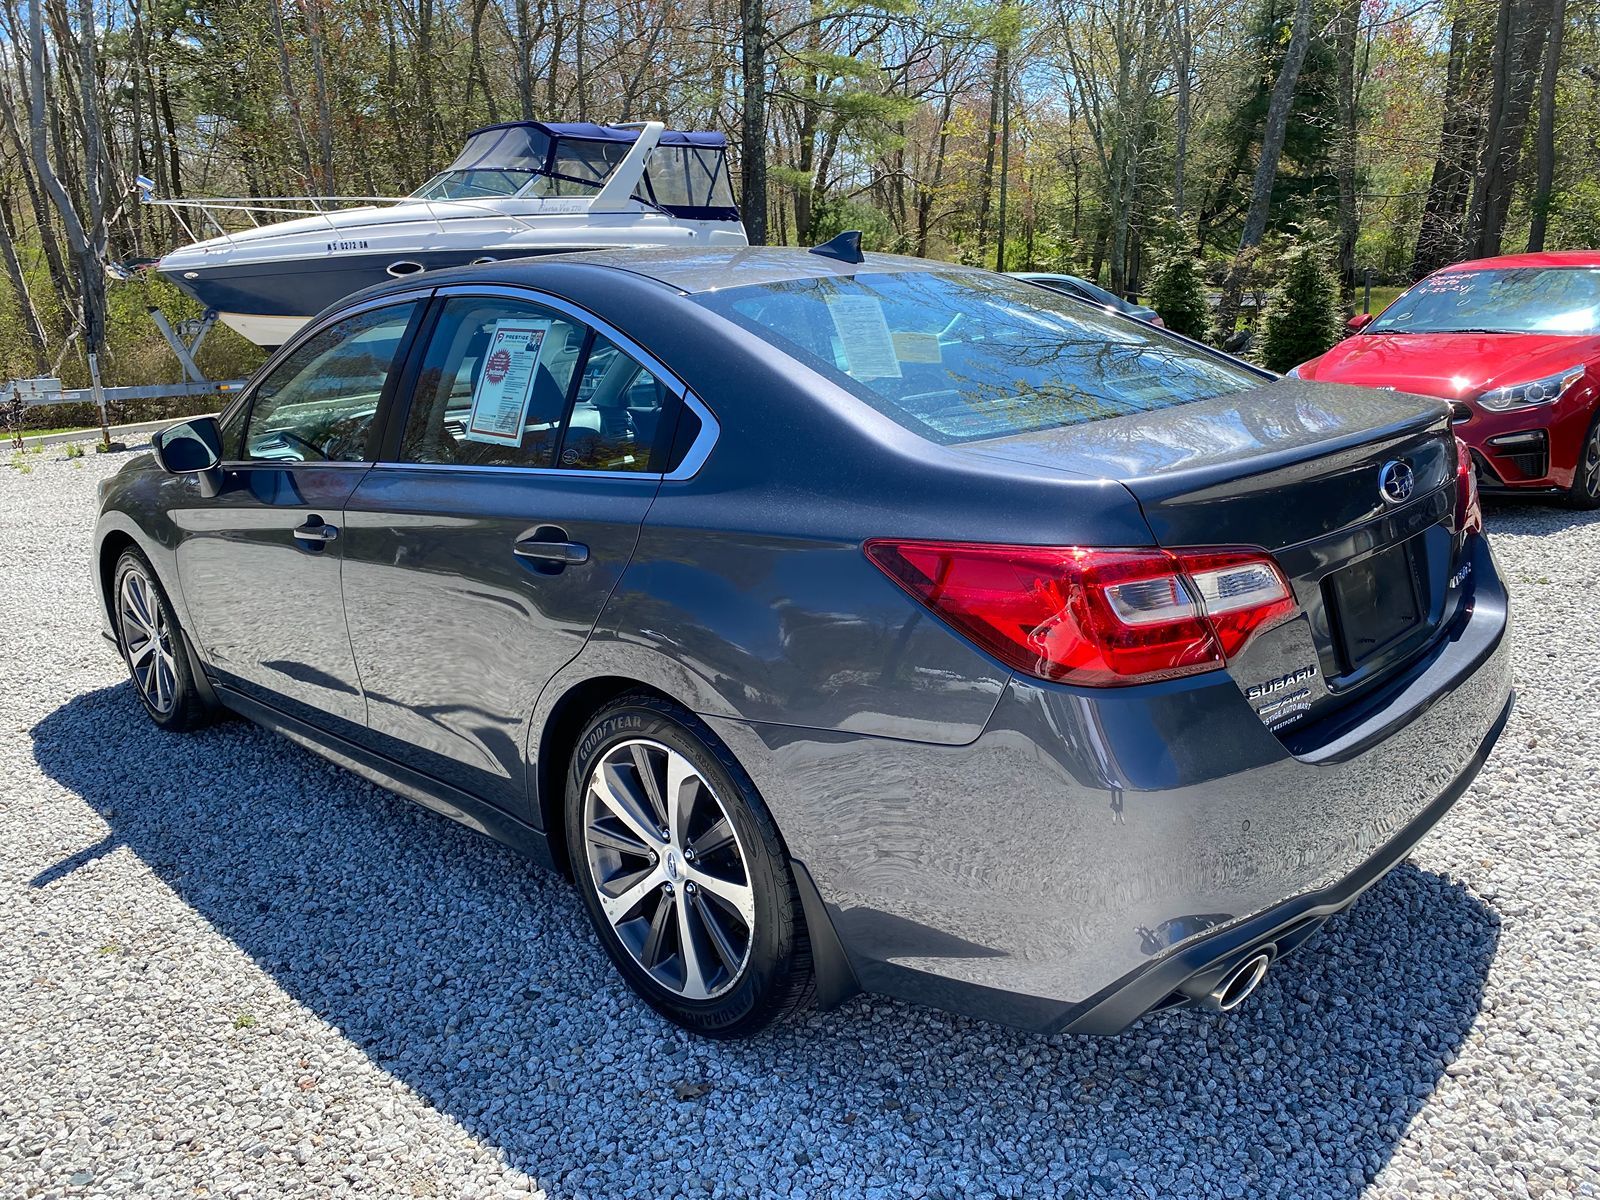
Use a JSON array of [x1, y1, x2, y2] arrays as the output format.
[[513, 536, 589, 565], [292, 518, 339, 543]]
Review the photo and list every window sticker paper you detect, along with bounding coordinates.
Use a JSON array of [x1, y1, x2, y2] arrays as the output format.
[[827, 295, 902, 379], [892, 330, 943, 363], [464, 319, 551, 445]]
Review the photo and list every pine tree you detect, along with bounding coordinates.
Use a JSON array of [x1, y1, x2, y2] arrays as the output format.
[[1146, 251, 1210, 341], [1258, 239, 1343, 373]]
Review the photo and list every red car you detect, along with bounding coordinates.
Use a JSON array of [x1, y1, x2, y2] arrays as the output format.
[[1288, 250, 1600, 508]]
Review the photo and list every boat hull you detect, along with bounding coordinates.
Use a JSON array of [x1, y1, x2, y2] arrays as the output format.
[[160, 246, 581, 348]]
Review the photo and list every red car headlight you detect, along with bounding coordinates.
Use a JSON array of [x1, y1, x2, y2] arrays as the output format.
[[1476, 365, 1586, 411]]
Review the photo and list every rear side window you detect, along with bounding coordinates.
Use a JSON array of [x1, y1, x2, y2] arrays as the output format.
[[395, 297, 670, 473], [559, 335, 665, 472], [243, 302, 418, 463], [694, 270, 1262, 445], [398, 297, 587, 468]]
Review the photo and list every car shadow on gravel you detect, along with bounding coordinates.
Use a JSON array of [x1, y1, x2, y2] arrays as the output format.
[[32, 684, 1499, 1200]]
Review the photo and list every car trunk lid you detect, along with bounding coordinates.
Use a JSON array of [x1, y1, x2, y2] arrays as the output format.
[[957, 381, 1468, 736]]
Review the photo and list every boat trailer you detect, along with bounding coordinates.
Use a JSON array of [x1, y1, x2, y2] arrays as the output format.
[[4, 307, 246, 448]]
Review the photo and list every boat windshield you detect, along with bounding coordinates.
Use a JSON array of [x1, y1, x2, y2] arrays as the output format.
[[411, 169, 541, 200], [408, 122, 740, 218]]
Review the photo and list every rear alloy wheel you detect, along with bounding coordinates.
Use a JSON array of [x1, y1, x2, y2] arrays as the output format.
[[114, 549, 208, 731], [566, 695, 813, 1036], [1567, 409, 1600, 509]]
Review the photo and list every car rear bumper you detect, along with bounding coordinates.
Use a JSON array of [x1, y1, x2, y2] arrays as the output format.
[[705, 533, 1513, 1033]]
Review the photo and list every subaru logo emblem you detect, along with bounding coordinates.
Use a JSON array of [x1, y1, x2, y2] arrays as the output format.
[[1379, 460, 1415, 505]]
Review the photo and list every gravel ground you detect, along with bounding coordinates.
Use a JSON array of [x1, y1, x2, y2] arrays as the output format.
[[2, 442, 1597, 1200]]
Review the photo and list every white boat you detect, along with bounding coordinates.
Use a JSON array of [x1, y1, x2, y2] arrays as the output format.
[[151, 120, 747, 348]]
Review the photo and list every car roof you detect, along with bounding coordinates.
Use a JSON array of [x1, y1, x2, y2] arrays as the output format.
[[431, 246, 958, 296], [1439, 249, 1600, 273]]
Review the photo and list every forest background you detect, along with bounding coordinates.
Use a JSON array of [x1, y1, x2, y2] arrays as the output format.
[[0, 0, 1589, 407]]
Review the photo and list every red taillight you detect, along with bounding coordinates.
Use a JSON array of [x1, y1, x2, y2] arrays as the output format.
[[1455, 436, 1483, 535], [864, 540, 1297, 687]]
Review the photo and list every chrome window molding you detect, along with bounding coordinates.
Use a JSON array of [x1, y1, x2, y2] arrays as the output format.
[[212, 281, 721, 481]]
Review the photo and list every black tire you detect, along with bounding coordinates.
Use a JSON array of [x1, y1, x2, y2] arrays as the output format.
[[112, 548, 210, 732], [565, 693, 814, 1037], [1564, 408, 1600, 509]]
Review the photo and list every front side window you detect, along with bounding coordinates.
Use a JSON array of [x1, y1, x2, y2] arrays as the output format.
[[1370, 267, 1600, 336], [694, 270, 1261, 445], [243, 302, 418, 463]]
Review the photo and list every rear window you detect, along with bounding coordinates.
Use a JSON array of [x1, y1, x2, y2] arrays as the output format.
[[693, 269, 1262, 444]]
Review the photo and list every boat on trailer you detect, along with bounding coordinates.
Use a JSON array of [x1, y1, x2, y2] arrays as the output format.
[[151, 120, 746, 348]]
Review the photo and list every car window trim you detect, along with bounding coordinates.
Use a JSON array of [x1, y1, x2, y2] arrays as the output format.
[[372, 281, 718, 481], [219, 287, 437, 469], [547, 325, 596, 470]]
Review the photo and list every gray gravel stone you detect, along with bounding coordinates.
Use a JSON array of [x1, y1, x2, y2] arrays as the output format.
[[1, 444, 1598, 1198]]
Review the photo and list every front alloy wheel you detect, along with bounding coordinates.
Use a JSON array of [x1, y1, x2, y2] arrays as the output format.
[[113, 548, 208, 731], [566, 694, 814, 1036], [1568, 410, 1600, 509], [118, 566, 179, 715]]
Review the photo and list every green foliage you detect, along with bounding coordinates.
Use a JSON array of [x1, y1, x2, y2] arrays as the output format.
[[1258, 237, 1343, 373], [809, 197, 897, 252], [1146, 251, 1211, 340], [1209, 0, 1341, 243], [63, 441, 85, 460]]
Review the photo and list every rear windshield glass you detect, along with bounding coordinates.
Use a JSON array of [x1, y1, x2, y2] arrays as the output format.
[[693, 269, 1262, 444], [1370, 267, 1600, 335]]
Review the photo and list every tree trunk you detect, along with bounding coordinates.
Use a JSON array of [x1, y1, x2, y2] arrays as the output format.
[[1466, 0, 1551, 258], [995, 71, 1010, 271], [1171, 0, 1192, 222], [28, 0, 104, 356], [739, 0, 767, 243], [1215, 0, 1314, 335], [1412, 15, 1479, 277], [0, 195, 50, 373], [976, 39, 1006, 260], [268, 0, 315, 184], [1526, 0, 1564, 252], [304, 0, 336, 192], [1333, 0, 1359, 303], [916, 92, 954, 257], [0, 64, 71, 298], [514, 0, 534, 121]]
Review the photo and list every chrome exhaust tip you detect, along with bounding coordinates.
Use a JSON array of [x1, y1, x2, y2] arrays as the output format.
[[1182, 951, 1272, 1012]]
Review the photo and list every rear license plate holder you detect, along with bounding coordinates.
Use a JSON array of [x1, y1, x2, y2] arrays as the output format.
[[1325, 537, 1424, 672]]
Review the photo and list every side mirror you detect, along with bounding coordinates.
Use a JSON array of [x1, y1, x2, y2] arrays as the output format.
[[1346, 312, 1374, 332], [152, 416, 224, 497]]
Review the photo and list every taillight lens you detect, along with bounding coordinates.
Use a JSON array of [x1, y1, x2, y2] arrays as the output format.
[[864, 540, 1297, 687], [1455, 436, 1483, 535]]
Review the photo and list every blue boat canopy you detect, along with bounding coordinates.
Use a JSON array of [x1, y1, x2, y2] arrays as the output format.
[[471, 120, 728, 149], [415, 121, 739, 221]]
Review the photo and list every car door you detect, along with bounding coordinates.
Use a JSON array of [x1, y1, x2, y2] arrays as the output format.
[[172, 296, 426, 732], [339, 287, 685, 813]]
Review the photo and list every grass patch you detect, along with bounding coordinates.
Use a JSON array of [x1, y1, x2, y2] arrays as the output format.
[[1358, 285, 1406, 316], [17, 424, 97, 438]]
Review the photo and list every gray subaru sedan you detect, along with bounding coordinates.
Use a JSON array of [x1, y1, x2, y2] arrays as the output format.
[[94, 245, 1513, 1038]]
